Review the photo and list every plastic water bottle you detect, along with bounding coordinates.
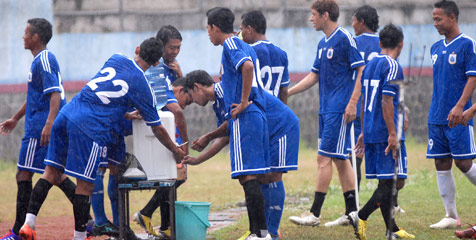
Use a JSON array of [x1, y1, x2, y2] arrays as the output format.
[[145, 65, 168, 111]]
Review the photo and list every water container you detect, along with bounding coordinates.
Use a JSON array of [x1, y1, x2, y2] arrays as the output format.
[[145, 65, 168, 111], [175, 201, 211, 240]]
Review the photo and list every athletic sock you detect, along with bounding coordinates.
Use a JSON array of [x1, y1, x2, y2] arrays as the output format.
[[26, 178, 53, 229], [73, 230, 87, 240], [73, 194, 91, 232], [13, 181, 32, 234], [356, 157, 363, 191], [159, 187, 171, 231], [379, 180, 399, 232], [393, 190, 399, 207], [436, 170, 458, 219], [266, 181, 285, 236], [141, 189, 161, 218], [358, 182, 384, 221], [260, 183, 271, 225], [344, 190, 358, 215], [310, 192, 326, 218], [58, 177, 77, 204], [108, 174, 119, 226], [243, 179, 267, 237], [463, 163, 476, 186], [91, 170, 107, 226]]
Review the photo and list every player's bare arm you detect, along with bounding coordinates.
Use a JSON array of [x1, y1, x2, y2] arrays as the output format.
[[151, 124, 185, 162], [345, 65, 364, 123], [279, 86, 288, 104], [192, 120, 229, 152], [382, 94, 397, 159], [448, 75, 476, 127], [288, 72, 318, 96], [184, 136, 230, 165], [124, 110, 142, 120], [166, 102, 189, 154], [0, 101, 26, 136], [462, 103, 476, 125], [355, 93, 366, 155], [231, 60, 254, 119], [40, 92, 61, 147]]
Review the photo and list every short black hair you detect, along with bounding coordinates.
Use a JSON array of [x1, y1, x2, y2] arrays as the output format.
[[311, 0, 339, 22], [241, 10, 267, 35], [353, 5, 379, 33], [139, 38, 163, 66], [379, 24, 404, 49], [206, 7, 234, 34], [172, 77, 188, 90], [156, 25, 182, 45], [434, 0, 459, 21], [27, 18, 53, 45], [183, 70, 214, 92]]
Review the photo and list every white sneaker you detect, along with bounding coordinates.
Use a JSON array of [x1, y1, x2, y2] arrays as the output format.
[[324, 215, 350, 227], [245, 233, 272, 240], [394, 205, 406, 214], [429, 216, 461, 229], [289, 212, 320, 226]]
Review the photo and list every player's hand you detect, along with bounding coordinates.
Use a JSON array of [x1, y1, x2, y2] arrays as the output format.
[[124, 110, 142, 120], [179, 142, 189, 155], [182, 155, 202, 165], [385, 133, 398, 159], [344, 102, 357, 123], [0, 118, 18, 136], [461, 107, 476, 126], [192, 135, 211, 152], [355, 133, 365, 157], [404, 113, 409, 132], [173, 147, 186, 164], [231, 101, 252, 119], [169, 60, 183, 78], [447, 105, 464, 128], [40, 122, 53, 146]]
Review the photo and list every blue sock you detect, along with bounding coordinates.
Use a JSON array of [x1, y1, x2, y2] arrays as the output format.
[[267, 181, 285, 236], [260, 183, 271, 227], [91, 170, 107, 226], [108, 174, 119, 227]]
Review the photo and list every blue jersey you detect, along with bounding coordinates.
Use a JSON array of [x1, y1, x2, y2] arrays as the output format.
[[251, 40, 290, 98], [61, 54, 161, 145], [213, 82, 298, 141], [312, 27, 365, 114], [429, 34, 476, 125], [354, 33, 381, 117], [220, 36, 266, 114], [361, 55, 405, 143], [161, 60, 180, 83], [25, 49, 66, 138]]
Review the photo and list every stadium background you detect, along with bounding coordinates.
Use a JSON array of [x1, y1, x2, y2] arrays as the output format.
[[1, 0, 476, 162]]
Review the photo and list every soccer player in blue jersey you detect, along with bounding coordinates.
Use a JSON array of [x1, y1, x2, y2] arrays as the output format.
[[204, 7, 271, 239], [427, 0, 476, 229], [288, 0, 365, 227], [348, 24, 415, 240], [19, 38, 185, 240], [240, 10, 289, 104], [0, 18, 78, 240], [239, 10, 294, 238], [134, 26, 190, 236]]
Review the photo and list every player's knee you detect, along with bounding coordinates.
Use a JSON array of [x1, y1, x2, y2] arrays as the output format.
[[317, 157, 332, 168], [455, 159, 473, 173], [16, 170, 34, 182], [434, 158, 452, 170], [396, 179, 405, 190]]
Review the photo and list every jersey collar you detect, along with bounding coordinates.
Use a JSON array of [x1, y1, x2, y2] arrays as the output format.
[[361, 33, 378, 38], [443, 33, 463, 47], [325, 27, 340, 42], [251, 40, 271, 46], [33, 49, 48, 60]]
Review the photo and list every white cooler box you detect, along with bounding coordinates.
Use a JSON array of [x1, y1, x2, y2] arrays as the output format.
[[132, 111, 177, 180]]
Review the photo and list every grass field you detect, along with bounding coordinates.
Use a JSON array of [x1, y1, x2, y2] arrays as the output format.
[[0, 139, 474, 239]]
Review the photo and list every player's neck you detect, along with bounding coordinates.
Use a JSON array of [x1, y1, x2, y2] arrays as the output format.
[[219, 33, 235, 45], [30, 45, 46, 57], [361, 28, 375, 36], [255, 34, 266, 42], [134, 55, 150, 71], [323, 22, 338, 38], [208, 85, 216, 101], [381, 48, 399, 60], [445, 26, 461, 43]]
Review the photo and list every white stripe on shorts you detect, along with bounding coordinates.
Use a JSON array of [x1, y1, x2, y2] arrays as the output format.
[[84, 143, 99, 178], [337, 115, 347, 155], [26, 138, 37, 168], [469, 125, 476, 154], [233, 119, 243, 171]]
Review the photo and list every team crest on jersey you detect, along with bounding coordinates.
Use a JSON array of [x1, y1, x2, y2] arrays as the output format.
[[28, 71, 32, 82], [431, 54, 438, 65], [448, 52, 457, 65], [327, 48, 334, 59]]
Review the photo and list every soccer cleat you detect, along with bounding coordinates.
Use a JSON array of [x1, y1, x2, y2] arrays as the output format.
[[348, 211, 367, 240], [289, 212, 320, 226], [324, 215, 351, 227], [158, 227, 171, 239], [394, 205, 406, 214], [386, 229, 415, 239], [124, 226, 139, 240], [237, 231, 251, 240], [244, 234, 272, 240], [430, 216, 461, 229], [19, 224, 36, 240], [455, 225, 476, 239], [90, 220, 120, 237], [0, 229, 21, 240], [133, 211, 159, 236]]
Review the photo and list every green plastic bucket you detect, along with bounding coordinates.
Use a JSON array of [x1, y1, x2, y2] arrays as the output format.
[[175, 201, 211, 240]]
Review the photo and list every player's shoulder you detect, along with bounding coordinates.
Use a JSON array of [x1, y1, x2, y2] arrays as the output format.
[[460, 34, 476, 52], [336, 27, 357, 47], [224, 36, 243, 50], [33, 49, 58, 72]]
